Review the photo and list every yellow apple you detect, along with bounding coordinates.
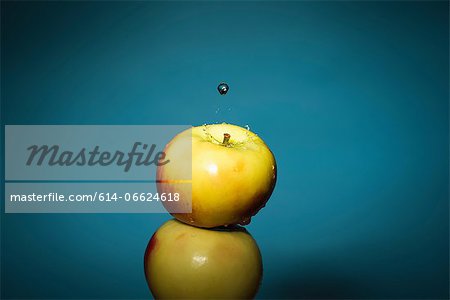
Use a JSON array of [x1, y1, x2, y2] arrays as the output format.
[[157, 123, 277, 228], [144, 219, 263, 299]]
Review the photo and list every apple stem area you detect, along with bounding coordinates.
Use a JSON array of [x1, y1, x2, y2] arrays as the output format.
[[222, 133, 231, 146]]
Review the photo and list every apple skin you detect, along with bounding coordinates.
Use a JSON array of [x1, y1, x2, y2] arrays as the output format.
[[157, 123, 277, 228], [144, 219, 263, 299]]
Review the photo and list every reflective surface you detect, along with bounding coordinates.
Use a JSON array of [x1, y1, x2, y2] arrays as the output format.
[[144, 219, 263, 299]]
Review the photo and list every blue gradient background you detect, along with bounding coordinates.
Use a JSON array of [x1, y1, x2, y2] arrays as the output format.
[[1, 1, 448, 299]]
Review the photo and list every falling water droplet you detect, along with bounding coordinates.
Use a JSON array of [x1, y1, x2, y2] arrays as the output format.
[[217, 82, 229, 95]]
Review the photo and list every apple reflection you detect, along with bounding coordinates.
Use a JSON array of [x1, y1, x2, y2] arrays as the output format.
[[144, 219, 263, 299]]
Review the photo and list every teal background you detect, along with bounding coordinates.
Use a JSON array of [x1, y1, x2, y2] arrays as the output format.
[[1, 1, 449, 299]]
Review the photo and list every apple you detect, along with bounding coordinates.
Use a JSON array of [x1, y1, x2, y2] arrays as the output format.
[[144, 219, 263, 299], [157, 123, 277, 228]]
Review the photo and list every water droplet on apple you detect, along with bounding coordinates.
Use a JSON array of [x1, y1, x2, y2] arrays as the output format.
[[244, 124, 250, 131], [239, 216, 252, 226], [217, 82, 229, 95]]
